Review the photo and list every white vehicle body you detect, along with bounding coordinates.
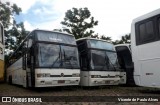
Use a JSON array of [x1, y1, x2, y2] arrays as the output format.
[[77, 38, 126, 86], [7, 30, 80, 87], [131, 9, 160, 88], [0, 22, 4, 82]]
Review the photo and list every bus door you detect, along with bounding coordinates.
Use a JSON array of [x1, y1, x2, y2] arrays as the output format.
[[26, 47, 35, 88]]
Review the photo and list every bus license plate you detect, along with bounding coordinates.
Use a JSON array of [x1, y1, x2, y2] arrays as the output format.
[[58, 80, 65, 83]]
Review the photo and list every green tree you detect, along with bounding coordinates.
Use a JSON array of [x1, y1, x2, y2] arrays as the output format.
[[90, 33, 99, 39], [121, 33, 131, 43], [53, 29, 63, 32], [112, 33, 131, 45], [100, 35, 112, 42], [5, 22, 29, 50], [91, 33, 112, 42], [0, 1, 21, 28], [0, 1, 28, 52], [61, 7, 98, 39], [112, 40, 123, 45]]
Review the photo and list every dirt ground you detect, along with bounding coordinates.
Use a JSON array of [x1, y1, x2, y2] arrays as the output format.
[[0, 83, 160, 105]]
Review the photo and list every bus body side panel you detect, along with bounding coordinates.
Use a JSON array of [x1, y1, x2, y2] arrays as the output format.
[[35, 69, 80, 87], [0, 60, 4, 81], [80, 71, 89, 86], [131, 22, 141, 86], [137, 41, 160, 87], [131, 11, 160, 87], [140, 59, 160, 87], [88, 71, 120, 86], [7, 58, 26, 86], [0, 42, 4, 82]]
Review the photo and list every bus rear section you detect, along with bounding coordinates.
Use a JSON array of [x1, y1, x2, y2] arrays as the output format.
[[77, 38, 126, 86], [0, 22, 4, 82], [7, 30, 80, 88], [115, 44, 135, 86], [131, 9, 160, 88]]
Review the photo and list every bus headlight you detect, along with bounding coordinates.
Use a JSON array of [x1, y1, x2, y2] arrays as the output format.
[[72, 73, 79, 77], [91, 75, 101, 78], [37, 73, 51, 77]]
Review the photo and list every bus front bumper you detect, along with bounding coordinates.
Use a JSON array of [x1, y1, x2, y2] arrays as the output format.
[[35, 78, 80, 87]]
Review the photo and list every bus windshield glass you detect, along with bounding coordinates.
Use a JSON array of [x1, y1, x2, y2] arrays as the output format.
[[38, 43, 80, 69], [91, 50, 119, 71], [88, 39, 119, 71], [35, 31, 76, 45]]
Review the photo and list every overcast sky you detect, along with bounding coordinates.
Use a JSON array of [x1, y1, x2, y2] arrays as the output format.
[[10, 0, 160, 40]]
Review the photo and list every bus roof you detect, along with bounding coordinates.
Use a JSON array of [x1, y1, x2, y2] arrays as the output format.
[[32, 29, 74, 36], [19, 29, 74, 46], [76, 37, 112, 44], [8, 29, 75, 59], [132, 8, 160, 24]]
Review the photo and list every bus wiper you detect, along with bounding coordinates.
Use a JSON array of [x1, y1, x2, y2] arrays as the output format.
[[105, 52, 117, 71], [99, 54, 109, 71], [63, 50, 73, 69], [51, 51, 61, 67]]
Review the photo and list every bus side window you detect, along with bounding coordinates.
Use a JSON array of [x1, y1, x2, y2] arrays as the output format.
[[22, 54, 26, 70], [27, 50, 31, 68], [27, 37, 33, 68], [136, 19, 157, 45], [158, 18, 160, 35], [0, 25, 3, 43]]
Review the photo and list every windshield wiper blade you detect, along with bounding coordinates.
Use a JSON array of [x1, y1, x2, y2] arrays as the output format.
[[99, 54, 109, 71], [63, 50, 73, 69], [105, 52, 117, 71], [51, 51, 61, 67]]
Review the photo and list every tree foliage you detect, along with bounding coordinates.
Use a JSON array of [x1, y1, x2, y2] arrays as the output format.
[[0, 1, 21, 28], [5, 23, 29, 50], [112, 33, 131, 45], [61, 7, 98, 39], [91, 34, 112, 42], [100, 35, 112, 42], [0, 1, 28, 52]]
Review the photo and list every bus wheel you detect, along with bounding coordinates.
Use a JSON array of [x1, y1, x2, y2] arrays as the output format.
[[9, 76, 12, 85]]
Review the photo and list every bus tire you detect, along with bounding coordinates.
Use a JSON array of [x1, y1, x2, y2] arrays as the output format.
[[9, 76, 12, 85]]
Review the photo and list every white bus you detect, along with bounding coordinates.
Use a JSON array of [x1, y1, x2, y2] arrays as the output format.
[[0, 22, 4, 82], [7, 30, 80, 88], [115, 44, 135, 86], [131, 9, 160, 88], [76, 38, 126, 86]]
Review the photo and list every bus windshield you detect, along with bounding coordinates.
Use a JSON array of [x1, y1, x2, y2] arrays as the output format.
[[38, 43, 80, 69], [91, 50, 119, 71], [88, 39, 119, 71]]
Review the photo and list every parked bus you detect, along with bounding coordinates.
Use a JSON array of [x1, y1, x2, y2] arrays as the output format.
[[0, 22, 4, 82], [115, 44, 135, 86], [7, 30, 80, 88], [131, 9, 160, 88], [76, 38, 126, 86]]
